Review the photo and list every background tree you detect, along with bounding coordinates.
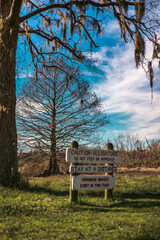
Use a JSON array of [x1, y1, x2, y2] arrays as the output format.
[[112, 133, 160, 168], [17, 62, 109, 175], [0, 0, 159, 185]]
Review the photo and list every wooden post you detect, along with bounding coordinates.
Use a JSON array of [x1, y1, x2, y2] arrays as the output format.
[[105, 143, 114, 201], [69, 141, 79, 204]]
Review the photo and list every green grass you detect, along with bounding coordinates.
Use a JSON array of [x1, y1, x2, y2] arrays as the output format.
[[0, 175, 160, 240]]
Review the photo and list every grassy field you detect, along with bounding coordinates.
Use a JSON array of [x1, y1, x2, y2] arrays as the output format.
[[0, 175, 160, 240]]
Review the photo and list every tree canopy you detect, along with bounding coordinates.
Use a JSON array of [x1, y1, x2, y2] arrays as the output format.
[[17, 1, 160, 91]]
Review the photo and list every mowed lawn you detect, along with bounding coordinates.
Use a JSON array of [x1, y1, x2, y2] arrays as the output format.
[[0, 175, 160, 240]]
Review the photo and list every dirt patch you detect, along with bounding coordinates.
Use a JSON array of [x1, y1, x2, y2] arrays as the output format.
[[30, 174, 70, 181], [116, 167, 160, 177]]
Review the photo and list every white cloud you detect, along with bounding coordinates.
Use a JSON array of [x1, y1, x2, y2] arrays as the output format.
[[92, 42, 160, 140], [103, 21, 120, 35]]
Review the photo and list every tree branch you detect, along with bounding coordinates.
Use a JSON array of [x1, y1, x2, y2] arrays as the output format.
[[6, 0, 23, 26], [19, 28, 82, 60], [19, 0, 138, 23]]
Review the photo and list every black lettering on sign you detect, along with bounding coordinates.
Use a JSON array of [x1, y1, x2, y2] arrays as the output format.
[[98, 177, 108, 181]]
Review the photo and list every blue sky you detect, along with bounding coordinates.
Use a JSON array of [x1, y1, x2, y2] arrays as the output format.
[[16, 18, 160, 144], [86, 21, 160, 142]]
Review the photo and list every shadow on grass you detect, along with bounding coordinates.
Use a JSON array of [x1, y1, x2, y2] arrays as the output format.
[[131, 235, 159, 240], [70, 199, 160, 214], [14, 180, 160, 213], [111, 199, 160, 210], [117, 191, 160, 200], [79, 190, 160, 200], [16, 183, 69, 197], [72, 190, 160, 213], [15, 182, 160, 207]]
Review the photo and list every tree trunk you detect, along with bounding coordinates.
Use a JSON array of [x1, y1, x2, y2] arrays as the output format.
[[49, 74, 60, 175], [0, 2, 20, 185], [49, 139, 60, 175]]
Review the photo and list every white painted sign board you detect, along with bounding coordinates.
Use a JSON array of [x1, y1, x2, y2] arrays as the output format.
[[72, 175, 115, 190], [69, 165, 117, 174], [66, 148, 121, 164]]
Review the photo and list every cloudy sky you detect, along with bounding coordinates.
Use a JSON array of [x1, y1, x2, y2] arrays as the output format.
[[87, 21, 160, 142]]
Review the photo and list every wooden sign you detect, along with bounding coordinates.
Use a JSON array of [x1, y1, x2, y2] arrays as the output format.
[[69, 165, 117, 174], [72, 175, 115, 190], [66, 148, 121, 164]]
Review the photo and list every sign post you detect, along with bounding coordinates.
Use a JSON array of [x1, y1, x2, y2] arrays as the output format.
[[66, 142, 121, 204], [105, 143, 114, 201], [69, 141, 79, 204]]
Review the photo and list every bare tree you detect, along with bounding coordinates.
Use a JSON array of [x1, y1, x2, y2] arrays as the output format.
[[0, 0, 159, 185], [17, 62, 109, 175], [113, 133, 160, 167]]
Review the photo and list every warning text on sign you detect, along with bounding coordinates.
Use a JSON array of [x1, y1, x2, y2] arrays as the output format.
[[66, 148, 121, 164], [72, 175, 115, 190], [69, 165, 117, 173]]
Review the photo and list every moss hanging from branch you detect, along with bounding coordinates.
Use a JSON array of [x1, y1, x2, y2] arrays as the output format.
[[135, 28, 145, 68], [135, 1, 145, 21], [148, 61, 153, 89]]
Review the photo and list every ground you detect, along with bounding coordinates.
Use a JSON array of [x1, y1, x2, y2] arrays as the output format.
[[117, 167, 160, 177]]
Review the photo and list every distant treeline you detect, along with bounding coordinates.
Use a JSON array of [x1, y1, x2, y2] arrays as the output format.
[[113, 134, 160, 168], [18, 134, 160, 177]]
